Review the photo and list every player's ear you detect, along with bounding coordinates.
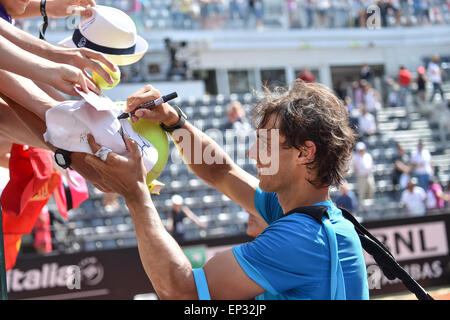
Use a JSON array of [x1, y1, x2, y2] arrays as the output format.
[[297, 141, 316, 165]]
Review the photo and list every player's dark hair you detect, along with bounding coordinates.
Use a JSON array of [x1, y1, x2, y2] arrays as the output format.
[[253, 79, 355, 188]]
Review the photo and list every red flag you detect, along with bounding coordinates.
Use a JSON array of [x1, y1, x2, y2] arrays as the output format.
[[1, 144, 60, 235], [4, 234, 22, 271], [3, 172, 60, 235]]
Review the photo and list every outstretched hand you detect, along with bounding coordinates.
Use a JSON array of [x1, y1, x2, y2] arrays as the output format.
[[84, 134, 149, 203], [46, 0, 96, 18], [51, 47, 117, 87]]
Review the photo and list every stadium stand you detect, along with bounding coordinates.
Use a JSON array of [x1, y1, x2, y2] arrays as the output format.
[[13, 0, 450, 35]]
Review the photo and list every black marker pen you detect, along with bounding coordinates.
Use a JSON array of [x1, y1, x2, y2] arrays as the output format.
[[117, 92, 178, 119]]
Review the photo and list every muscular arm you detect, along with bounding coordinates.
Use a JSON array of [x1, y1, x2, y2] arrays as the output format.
[[85, 137, 265, 299], [125, 85, 260, 216], [170, 121, 259, 216], [127, 194, 263, 299], [126, 195, 198, 299]]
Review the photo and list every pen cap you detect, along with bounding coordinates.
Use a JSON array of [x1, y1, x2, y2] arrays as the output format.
[[164, 92, 178, 102]]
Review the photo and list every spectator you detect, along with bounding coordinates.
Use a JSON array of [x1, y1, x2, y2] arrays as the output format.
[[286, 0, 300, 28], [352, 0, 367, 27], [360, 64, 373, 82], [398, 65, 412, 106], [172, 0, 193, 29], [316, 0, 330, 27], [427, 54, 445, 104], [344, 96, 359, 130], [415, 65, 427, 112], [352, 80, 364, 108], [166, 194, 207, 242], [211, 0, 226, 29], [410, 139, 433, 191], [392, 143, 411, 194], [445, 182, 450, 208], [413, 0, 429, 25], [361, 81, 382, 114], [400, 178, 427, 216], [199, 0, 210, 29], [335, 180, 358, 211], [358, 104, 377, 136], [334, 80, 347, 100], [304, 0, 316, 28], [248, 0, 264, 30], [387, 83, 400, 107], [224, 100, 252, 134], [297, 67, 315, 83], [377, 0, 400, 27], [399, 0, 412, 23], [426, 178, 446, 211], [246, 211, 268, 238], [352, 142, 376, 204], [229, 0, 245, 25], [344, 95, 356, 114]]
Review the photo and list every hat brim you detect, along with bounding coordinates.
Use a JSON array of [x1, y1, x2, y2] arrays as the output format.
[[57, 35, 148, 66]]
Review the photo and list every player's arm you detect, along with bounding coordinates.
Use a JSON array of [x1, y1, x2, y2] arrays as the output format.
[[85, 136, 265, 299], [125, 85, 260, 216], [173, 120, 260, 215]]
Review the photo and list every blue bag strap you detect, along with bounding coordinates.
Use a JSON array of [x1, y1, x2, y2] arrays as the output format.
[[322, 217, 347, 300], [192, 268, 211, 300], [283, 205, 346, 300]]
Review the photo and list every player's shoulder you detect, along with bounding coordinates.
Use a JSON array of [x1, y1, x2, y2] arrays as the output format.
[[266, 211, 326, 242]]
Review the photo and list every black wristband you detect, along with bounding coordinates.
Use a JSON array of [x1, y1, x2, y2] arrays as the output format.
[[160, 106, 187, 132], [40, 0, 47, 17], [39, 0, 48, 40]]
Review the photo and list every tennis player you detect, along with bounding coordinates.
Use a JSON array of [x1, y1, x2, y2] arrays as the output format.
[[86, 80, 369, 300]]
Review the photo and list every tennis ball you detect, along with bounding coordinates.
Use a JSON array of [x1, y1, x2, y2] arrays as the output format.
[[93, 63, 121, 90], [129, 118, 169, 190]]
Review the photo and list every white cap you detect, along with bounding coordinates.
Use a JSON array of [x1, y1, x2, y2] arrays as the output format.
[[356, 142, 366, 151], [171, 194, 183, 205]]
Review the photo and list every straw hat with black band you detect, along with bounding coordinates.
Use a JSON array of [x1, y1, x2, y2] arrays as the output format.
[[58, 5, 148, 66]]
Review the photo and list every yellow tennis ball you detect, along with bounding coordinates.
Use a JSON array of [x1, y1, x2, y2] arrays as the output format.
[[93, 63, 121, 90], [129, 118, 169, 190]]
